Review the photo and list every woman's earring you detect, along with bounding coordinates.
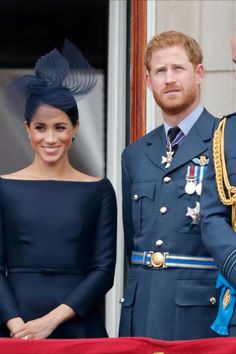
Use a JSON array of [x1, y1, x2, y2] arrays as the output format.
[[28, 135, 31, 141], [72, 135, 76, 143]]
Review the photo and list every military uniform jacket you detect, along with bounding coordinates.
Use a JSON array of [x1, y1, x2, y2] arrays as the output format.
[[119, 109, 219, 340], [201, 113, 236, 336]]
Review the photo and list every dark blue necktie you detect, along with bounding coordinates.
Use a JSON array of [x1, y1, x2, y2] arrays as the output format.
[[167, 127, 184, 152]]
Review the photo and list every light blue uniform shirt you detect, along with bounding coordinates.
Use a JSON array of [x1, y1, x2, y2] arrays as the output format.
[[164, 104, 204, 141]]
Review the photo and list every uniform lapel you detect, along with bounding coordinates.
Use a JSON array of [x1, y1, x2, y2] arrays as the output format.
[[144, 125, 168, 172]]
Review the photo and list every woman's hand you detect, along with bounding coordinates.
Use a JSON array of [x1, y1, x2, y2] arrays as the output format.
[[6, 317, 25, 338], [11, 304, 76, 339], [12, 316, 56, 339]]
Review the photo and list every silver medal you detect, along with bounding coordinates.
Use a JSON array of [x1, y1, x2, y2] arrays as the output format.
[[186, 202, 200, 225], [196, 182, 202, 195], [185, 181, 196, 194], [161, 150, 174, 169]]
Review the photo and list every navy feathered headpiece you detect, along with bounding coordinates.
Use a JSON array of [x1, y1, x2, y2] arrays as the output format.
[[6, 39, 97, 124]]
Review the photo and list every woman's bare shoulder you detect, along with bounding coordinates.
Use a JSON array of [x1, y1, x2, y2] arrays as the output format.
[[73, 171, 102, 182], [1, 168, 30, 180]]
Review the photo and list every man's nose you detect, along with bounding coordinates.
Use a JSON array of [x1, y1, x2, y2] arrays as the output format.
[[165, 69, 176, 84]]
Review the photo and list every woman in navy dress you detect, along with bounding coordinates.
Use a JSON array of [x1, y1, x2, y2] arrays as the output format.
[[0, 40, 117, 339]]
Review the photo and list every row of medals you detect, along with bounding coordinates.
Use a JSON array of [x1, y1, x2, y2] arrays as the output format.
[[162, 142, 207, 196], [185, 156, 208, 196]]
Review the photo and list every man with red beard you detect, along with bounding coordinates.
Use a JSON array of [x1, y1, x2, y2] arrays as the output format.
[[119, 31, 219, 340]]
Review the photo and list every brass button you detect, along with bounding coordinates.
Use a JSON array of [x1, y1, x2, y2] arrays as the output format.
[[209, 297, 217, 305], [156, 239, 163, 247], [119, 297, 125, 304], [160, 207, 167, 214], [163, 176, 171, 183], [150, 252, 164, 268], [133, 194, 138, 200]]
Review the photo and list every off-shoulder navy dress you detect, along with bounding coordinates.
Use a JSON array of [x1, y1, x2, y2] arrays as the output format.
[[0, 178, 117, 338]]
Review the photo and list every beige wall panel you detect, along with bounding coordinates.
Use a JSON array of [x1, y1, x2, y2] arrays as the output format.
[[156, 0, 200, 39], [201, 71, 236, 117], [201, 0, 233, 71], [233, 3, 236, 33]]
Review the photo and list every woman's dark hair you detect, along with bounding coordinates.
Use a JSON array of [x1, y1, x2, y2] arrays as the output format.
[[25, 89, 79, 126]]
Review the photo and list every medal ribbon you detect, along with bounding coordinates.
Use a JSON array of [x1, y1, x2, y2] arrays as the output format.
[[163, 128, 185, 168], [186, 165, 197, 181], [197, 165, 207, 184], [211, 273, 236, 335], [167, 129, 185, 147]]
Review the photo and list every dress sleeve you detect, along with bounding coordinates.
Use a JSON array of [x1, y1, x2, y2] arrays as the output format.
[[0, 200, 21, 326], [201, 135, 236, 289], [122, 150, 134, 262], [63, 179, 117, 317]]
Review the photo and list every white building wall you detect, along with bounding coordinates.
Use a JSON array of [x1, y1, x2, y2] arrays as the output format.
[[147, 0, 236, 130], [105, 0, 127, 337]]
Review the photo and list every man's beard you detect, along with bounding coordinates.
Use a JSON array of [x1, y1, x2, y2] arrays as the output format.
[[153, 84, 198, 115]]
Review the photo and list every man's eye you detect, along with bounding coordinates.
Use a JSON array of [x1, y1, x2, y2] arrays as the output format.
[[155, 69, 165, 75]]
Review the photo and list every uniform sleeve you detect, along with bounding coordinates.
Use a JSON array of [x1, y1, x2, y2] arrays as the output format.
[[122, 150, 134, 263], [201, 142, 236, 289], [0, 205, 21, 326], [63, 179, 117, 317]]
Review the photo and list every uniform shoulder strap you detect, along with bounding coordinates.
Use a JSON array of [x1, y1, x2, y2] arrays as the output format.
[[222, 112, 236, 120]]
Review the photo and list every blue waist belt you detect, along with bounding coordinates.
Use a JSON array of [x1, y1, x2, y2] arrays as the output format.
[[131, 251, 217, 270]]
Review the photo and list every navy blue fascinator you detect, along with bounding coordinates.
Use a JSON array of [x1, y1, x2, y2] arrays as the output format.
[[6, 39, 97, 125]]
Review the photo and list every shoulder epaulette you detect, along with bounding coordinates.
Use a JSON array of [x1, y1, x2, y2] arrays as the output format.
[[220, 112, 236, 121]]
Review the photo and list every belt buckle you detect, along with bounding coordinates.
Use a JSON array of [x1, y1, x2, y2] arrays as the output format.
[[148, 252, 168, 268]]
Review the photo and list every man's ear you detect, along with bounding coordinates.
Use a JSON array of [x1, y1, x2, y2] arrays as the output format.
[[146, 71, 153, 91], [195, 63, 205, 85]]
